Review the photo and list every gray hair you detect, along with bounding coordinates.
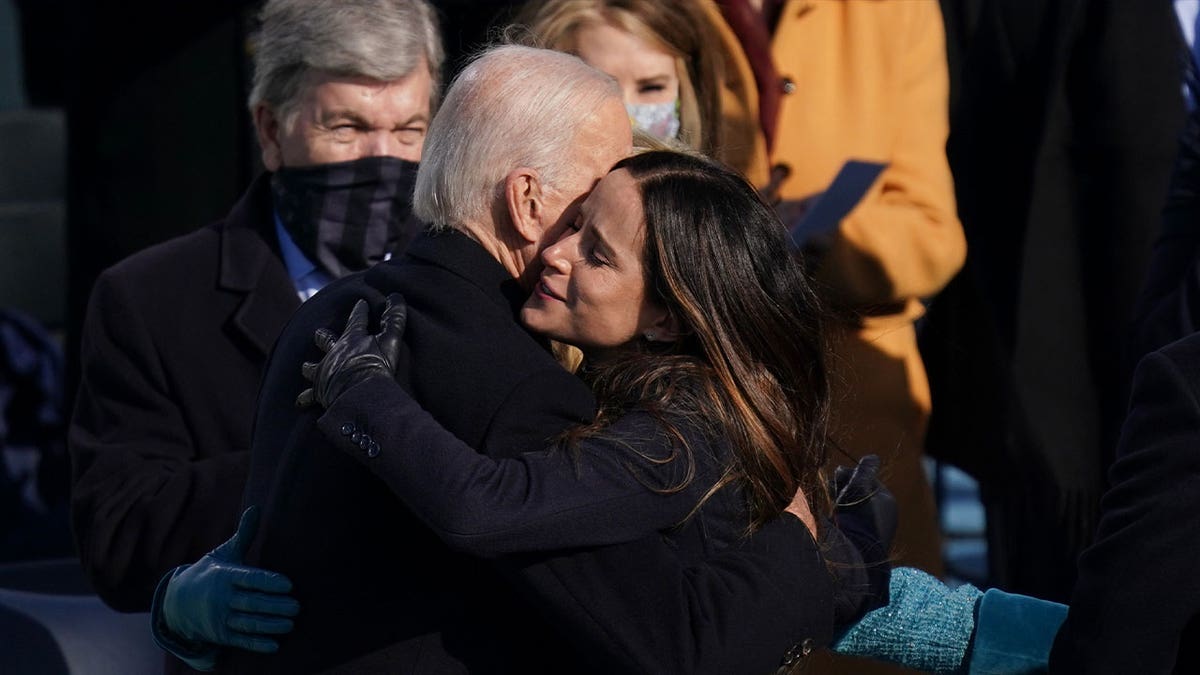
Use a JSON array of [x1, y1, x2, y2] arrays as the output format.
[[413, 44, 622, 229], [248, 0, 443, 126]]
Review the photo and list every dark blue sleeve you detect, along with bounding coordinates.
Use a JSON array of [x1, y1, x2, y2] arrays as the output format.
[[321, 359, 835, 674], [318, 373, 713, 557]]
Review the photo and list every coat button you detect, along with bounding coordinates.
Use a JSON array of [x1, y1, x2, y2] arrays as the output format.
[[359, 435, 372, 450], [351, 431, 361, 443], [340, 423, 355, 436], [782, 647, 796, 666], [781, 77, 797, 94], [367, 441, 380, 458], [781, 641, 809, 666]]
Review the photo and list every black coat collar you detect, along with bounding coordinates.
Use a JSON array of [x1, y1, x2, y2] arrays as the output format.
[[379, 228, 529, 319]]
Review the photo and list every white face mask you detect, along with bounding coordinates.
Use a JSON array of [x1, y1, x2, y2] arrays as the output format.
[[625, 99, 681, 141]]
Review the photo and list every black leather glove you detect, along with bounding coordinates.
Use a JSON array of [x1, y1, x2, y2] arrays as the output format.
[[296, 293, 406, 409], [833, 454, 897, 551], [831, 454, 896, 616]]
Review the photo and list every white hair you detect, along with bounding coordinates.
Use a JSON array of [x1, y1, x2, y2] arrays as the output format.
[[248, 0, 443, 124], [413, 45, 622, 229]]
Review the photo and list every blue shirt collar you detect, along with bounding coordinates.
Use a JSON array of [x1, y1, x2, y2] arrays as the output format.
[[274, 212, 333, 301]]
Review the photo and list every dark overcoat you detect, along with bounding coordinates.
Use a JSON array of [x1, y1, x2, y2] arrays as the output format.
[[69, 175, 298, 613], [1050, 330, 1200, 674]]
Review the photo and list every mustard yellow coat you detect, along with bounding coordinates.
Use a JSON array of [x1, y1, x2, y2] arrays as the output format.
[[708, 0, 965, 577]]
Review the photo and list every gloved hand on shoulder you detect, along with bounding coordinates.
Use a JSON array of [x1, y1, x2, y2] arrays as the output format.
[[296, 294, 406, 410]]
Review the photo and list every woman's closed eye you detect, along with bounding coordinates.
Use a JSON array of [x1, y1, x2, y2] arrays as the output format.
[[584, 244, 611, 268]]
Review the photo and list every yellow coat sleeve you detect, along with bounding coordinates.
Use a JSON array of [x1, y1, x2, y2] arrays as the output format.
[[816, 1, 965, 309]]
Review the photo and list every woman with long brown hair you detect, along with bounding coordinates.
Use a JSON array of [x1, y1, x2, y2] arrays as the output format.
[[305, 148, 836, 559], [302, 149, 1066, 675]]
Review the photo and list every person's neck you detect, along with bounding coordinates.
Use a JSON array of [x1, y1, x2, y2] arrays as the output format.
[[578, 341, 645, 370], [455, 221, 533, 289]]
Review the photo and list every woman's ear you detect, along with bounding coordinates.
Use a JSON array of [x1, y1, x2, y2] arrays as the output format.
[[504, 167, 546, 245], [644, 307, 685, 343]]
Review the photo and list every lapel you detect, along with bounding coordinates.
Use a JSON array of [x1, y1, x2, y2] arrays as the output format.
[[218, 174, 301, 358]]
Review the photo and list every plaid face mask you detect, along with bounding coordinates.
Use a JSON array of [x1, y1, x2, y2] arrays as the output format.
[[271, 156, 422, 278]]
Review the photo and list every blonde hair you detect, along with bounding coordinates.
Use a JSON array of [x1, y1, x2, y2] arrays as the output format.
[[515, 0, 724, 159]]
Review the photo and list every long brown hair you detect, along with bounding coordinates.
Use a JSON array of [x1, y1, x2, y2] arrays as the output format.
[[514, 0, 725, 159], [565, 150, 833, 531]]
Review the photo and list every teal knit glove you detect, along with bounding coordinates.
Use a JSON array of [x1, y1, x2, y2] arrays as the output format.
[[833, 566, 981, 674]]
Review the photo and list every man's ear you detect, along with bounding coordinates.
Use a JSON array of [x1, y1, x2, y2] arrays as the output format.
[[254, 103, 284, 172], [504, 167, 547, 245]]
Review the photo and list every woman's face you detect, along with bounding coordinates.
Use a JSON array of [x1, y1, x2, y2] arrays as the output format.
[[574, 22, 679, 108], [521, 168, 668, 360]]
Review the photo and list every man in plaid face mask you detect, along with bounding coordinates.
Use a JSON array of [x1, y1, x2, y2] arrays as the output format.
[[67, 4, 442, 672]]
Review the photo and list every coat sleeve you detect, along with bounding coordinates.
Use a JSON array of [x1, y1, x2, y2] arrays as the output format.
[[1129, 103, 1200, 363], [1050, 344, 1200, 672], [817, 1, 965, 308], [68, 271, 248, 611], [321, 365, 836, 674], [318, 375, 710, 557]]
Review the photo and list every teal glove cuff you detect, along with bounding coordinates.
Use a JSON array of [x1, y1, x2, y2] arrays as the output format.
[[833, 567, 982, 674], [150, 565, 219, 671], [967, 589, 1067, 675]]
